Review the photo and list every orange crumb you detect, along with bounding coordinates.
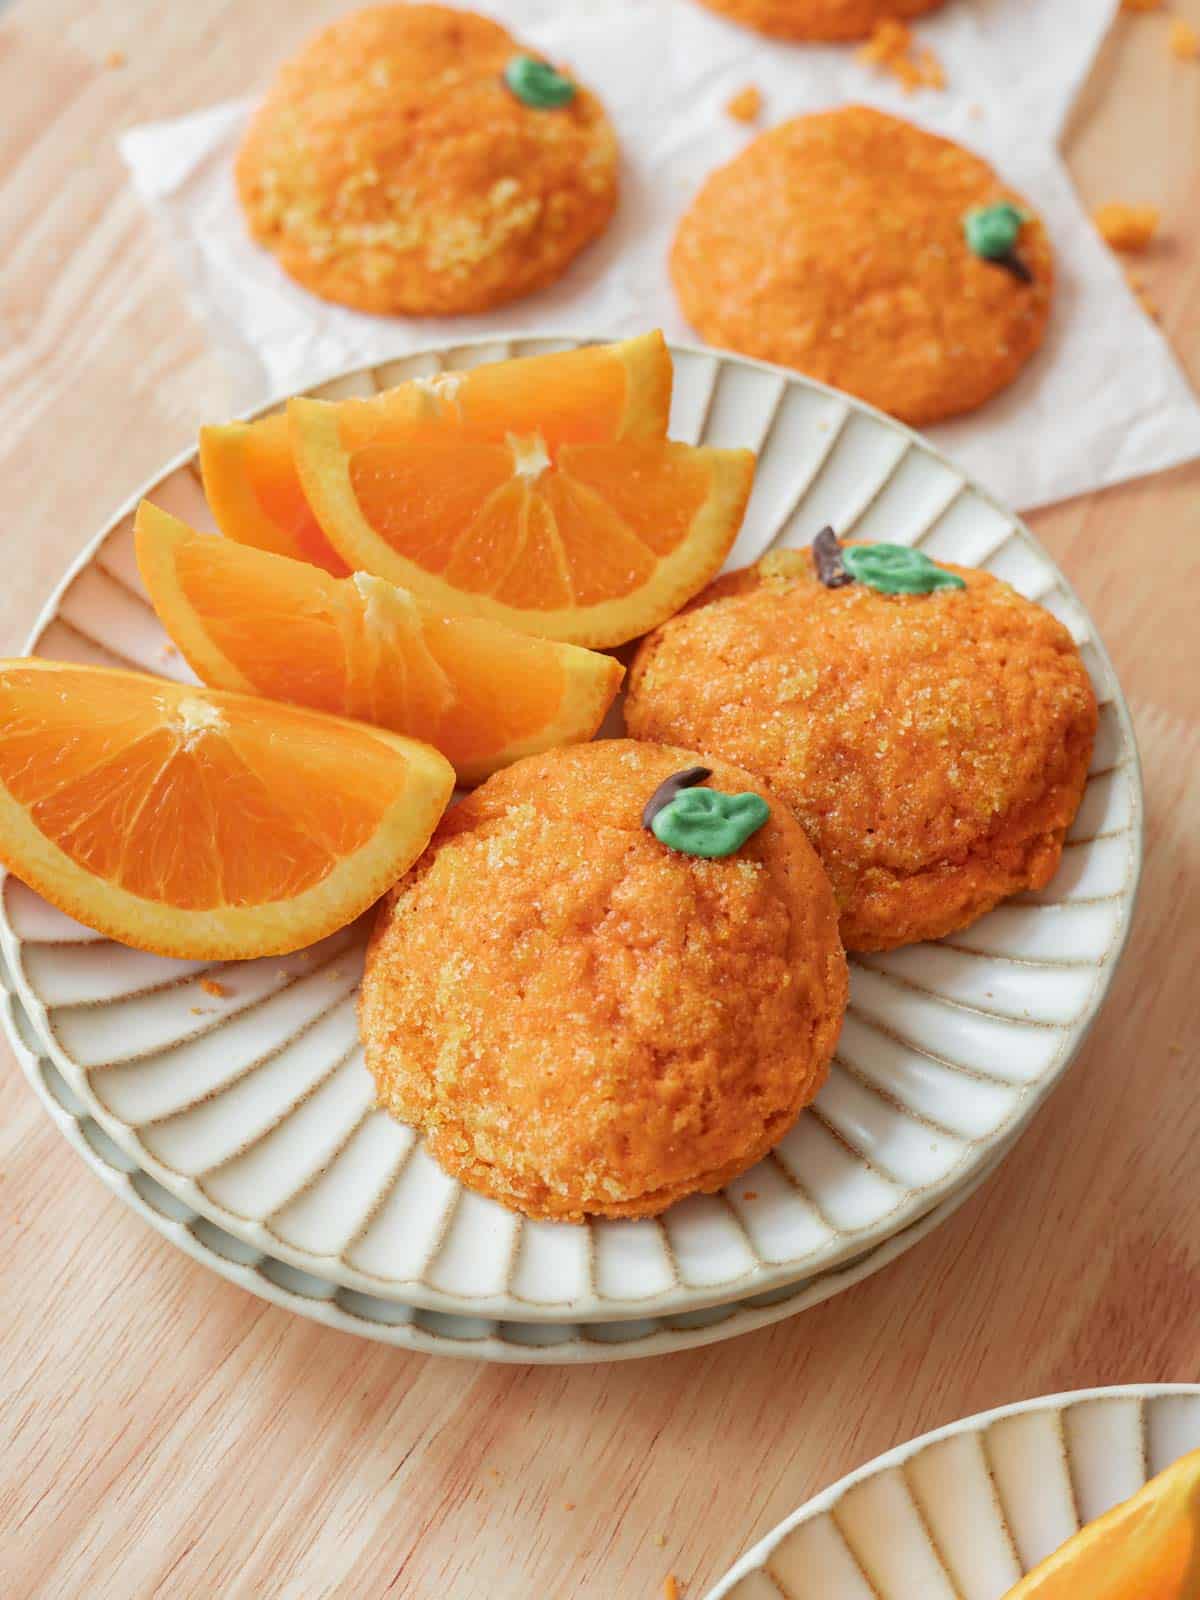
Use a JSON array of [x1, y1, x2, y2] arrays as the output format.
[[199, 978, 229, 998], [104, 49, 127, 68], [1094, 202, 1160, 252], [1170, 18, 1199, 57], [858, 17, 908, 61], [1126, 269, 1159, 319], [563, 1500, 576, 1510], [664, 1578, 681, 1600], [743, 1190, 759, 1201], [726, 84, 763, 123], [856, 20, 944, 92], [1121, 0, 1163, 10], [914, 48, 945, 90]]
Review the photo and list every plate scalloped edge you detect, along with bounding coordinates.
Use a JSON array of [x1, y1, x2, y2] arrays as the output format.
[[1, 954, 1015, 1366], [0, 335, 1144, 1325], [707, 1384, 1200, 1599]]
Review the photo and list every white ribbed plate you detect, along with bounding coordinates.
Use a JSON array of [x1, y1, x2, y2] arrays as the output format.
[[1, 336, 1142, 1324], [1, 961, 1012, 1364], [708, 1385, 1200, 1598]]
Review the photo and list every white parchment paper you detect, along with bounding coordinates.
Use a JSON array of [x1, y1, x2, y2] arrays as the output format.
[[119, 0, 1200, 511]]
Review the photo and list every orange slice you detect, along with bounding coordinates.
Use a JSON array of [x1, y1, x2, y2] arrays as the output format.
[[1003, 1446, 1200, 1598], [288, 411, 755, 647], [200, 412, 350, 575], [366, 330, 675, 449], [197, 333, 672, 576], [134, 503, 625, 786], [0, 659, 455, 959]]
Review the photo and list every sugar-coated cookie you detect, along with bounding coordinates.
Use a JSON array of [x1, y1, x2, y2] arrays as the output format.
[[625, 541, 1097, 951], [237, 5, 618, 315], [671, 107, 1053, 425], [361, 739, 847, 1220]]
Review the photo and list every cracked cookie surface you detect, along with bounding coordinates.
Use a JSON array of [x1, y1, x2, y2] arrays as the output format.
[[361, 739, 846, 1220], [626, 549, 1097, 951]]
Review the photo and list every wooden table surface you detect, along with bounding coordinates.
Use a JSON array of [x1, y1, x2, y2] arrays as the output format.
[[2, 3, 1199, 1596]]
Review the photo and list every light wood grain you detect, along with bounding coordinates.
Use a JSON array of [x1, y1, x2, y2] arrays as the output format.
[[1, 4, 1199, 1597]]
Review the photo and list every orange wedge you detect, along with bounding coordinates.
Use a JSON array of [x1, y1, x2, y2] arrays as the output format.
[[200, 411, 350, 575], [0, 659, 455, 959], [197, 333, 672, 576], [363, 330, 675, 448], [134, 503, 625, 786], [1003, 1446, 1200, 1599], [288, 408, 755, 647]]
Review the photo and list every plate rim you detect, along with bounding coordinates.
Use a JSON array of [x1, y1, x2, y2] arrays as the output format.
[[705, 1382, 1200, 1598], [1, 332, 1145, 1323], [1, 969, 1014, 1366]]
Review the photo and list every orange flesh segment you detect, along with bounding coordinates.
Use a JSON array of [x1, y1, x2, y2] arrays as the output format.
[[346, 435, 716, 606], [558, 440, 716, 558], [0, 667, 422, 909], [348, 440, 515, 575], [419, 615, 571, 770]]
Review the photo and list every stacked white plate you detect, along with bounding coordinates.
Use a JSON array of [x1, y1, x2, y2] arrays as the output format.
[[0, 338, 1142, 1363]]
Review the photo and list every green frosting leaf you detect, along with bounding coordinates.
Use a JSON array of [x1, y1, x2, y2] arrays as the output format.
[[842, 543, 966, 596], [651, 787, 770, 859], [963, 202, 1027, 261], [504, 55, 576, 109]]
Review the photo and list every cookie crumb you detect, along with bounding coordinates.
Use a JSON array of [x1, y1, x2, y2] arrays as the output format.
[[1125, 268, 1159, 318], [726, 85, 763, 123], [743, 1190, 759, 1201], [199, 978, 229, 998], [857, 21, 945, 93], [1169, 1042, 1184, 1055], [1170, 18, 1199, 58], [655, 1533, 668, 1549], [105, 49, 127, 68], [1093, 202, 1160, 252]]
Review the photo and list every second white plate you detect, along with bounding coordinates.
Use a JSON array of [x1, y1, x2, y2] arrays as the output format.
[[708, 1385, 1200, 1599], [1, 335, 1142, 1323]]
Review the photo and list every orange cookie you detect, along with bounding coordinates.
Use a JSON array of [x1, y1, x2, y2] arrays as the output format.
[[361, 740, 847, 1221], [671, 107, 1053, 426], [236, 5, 618, 316], [625, 541, 1097, 952], [691, 0, 944, 40]]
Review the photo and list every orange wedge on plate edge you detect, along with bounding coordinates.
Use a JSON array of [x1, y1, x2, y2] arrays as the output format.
[[134, 503, 625, 787], [0, 659, 455, 959], [200, 411, 349, 575], [197, 332, 673, 576], [288, 408, 756, 648], [1002, 1445, 1200, 1598]]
